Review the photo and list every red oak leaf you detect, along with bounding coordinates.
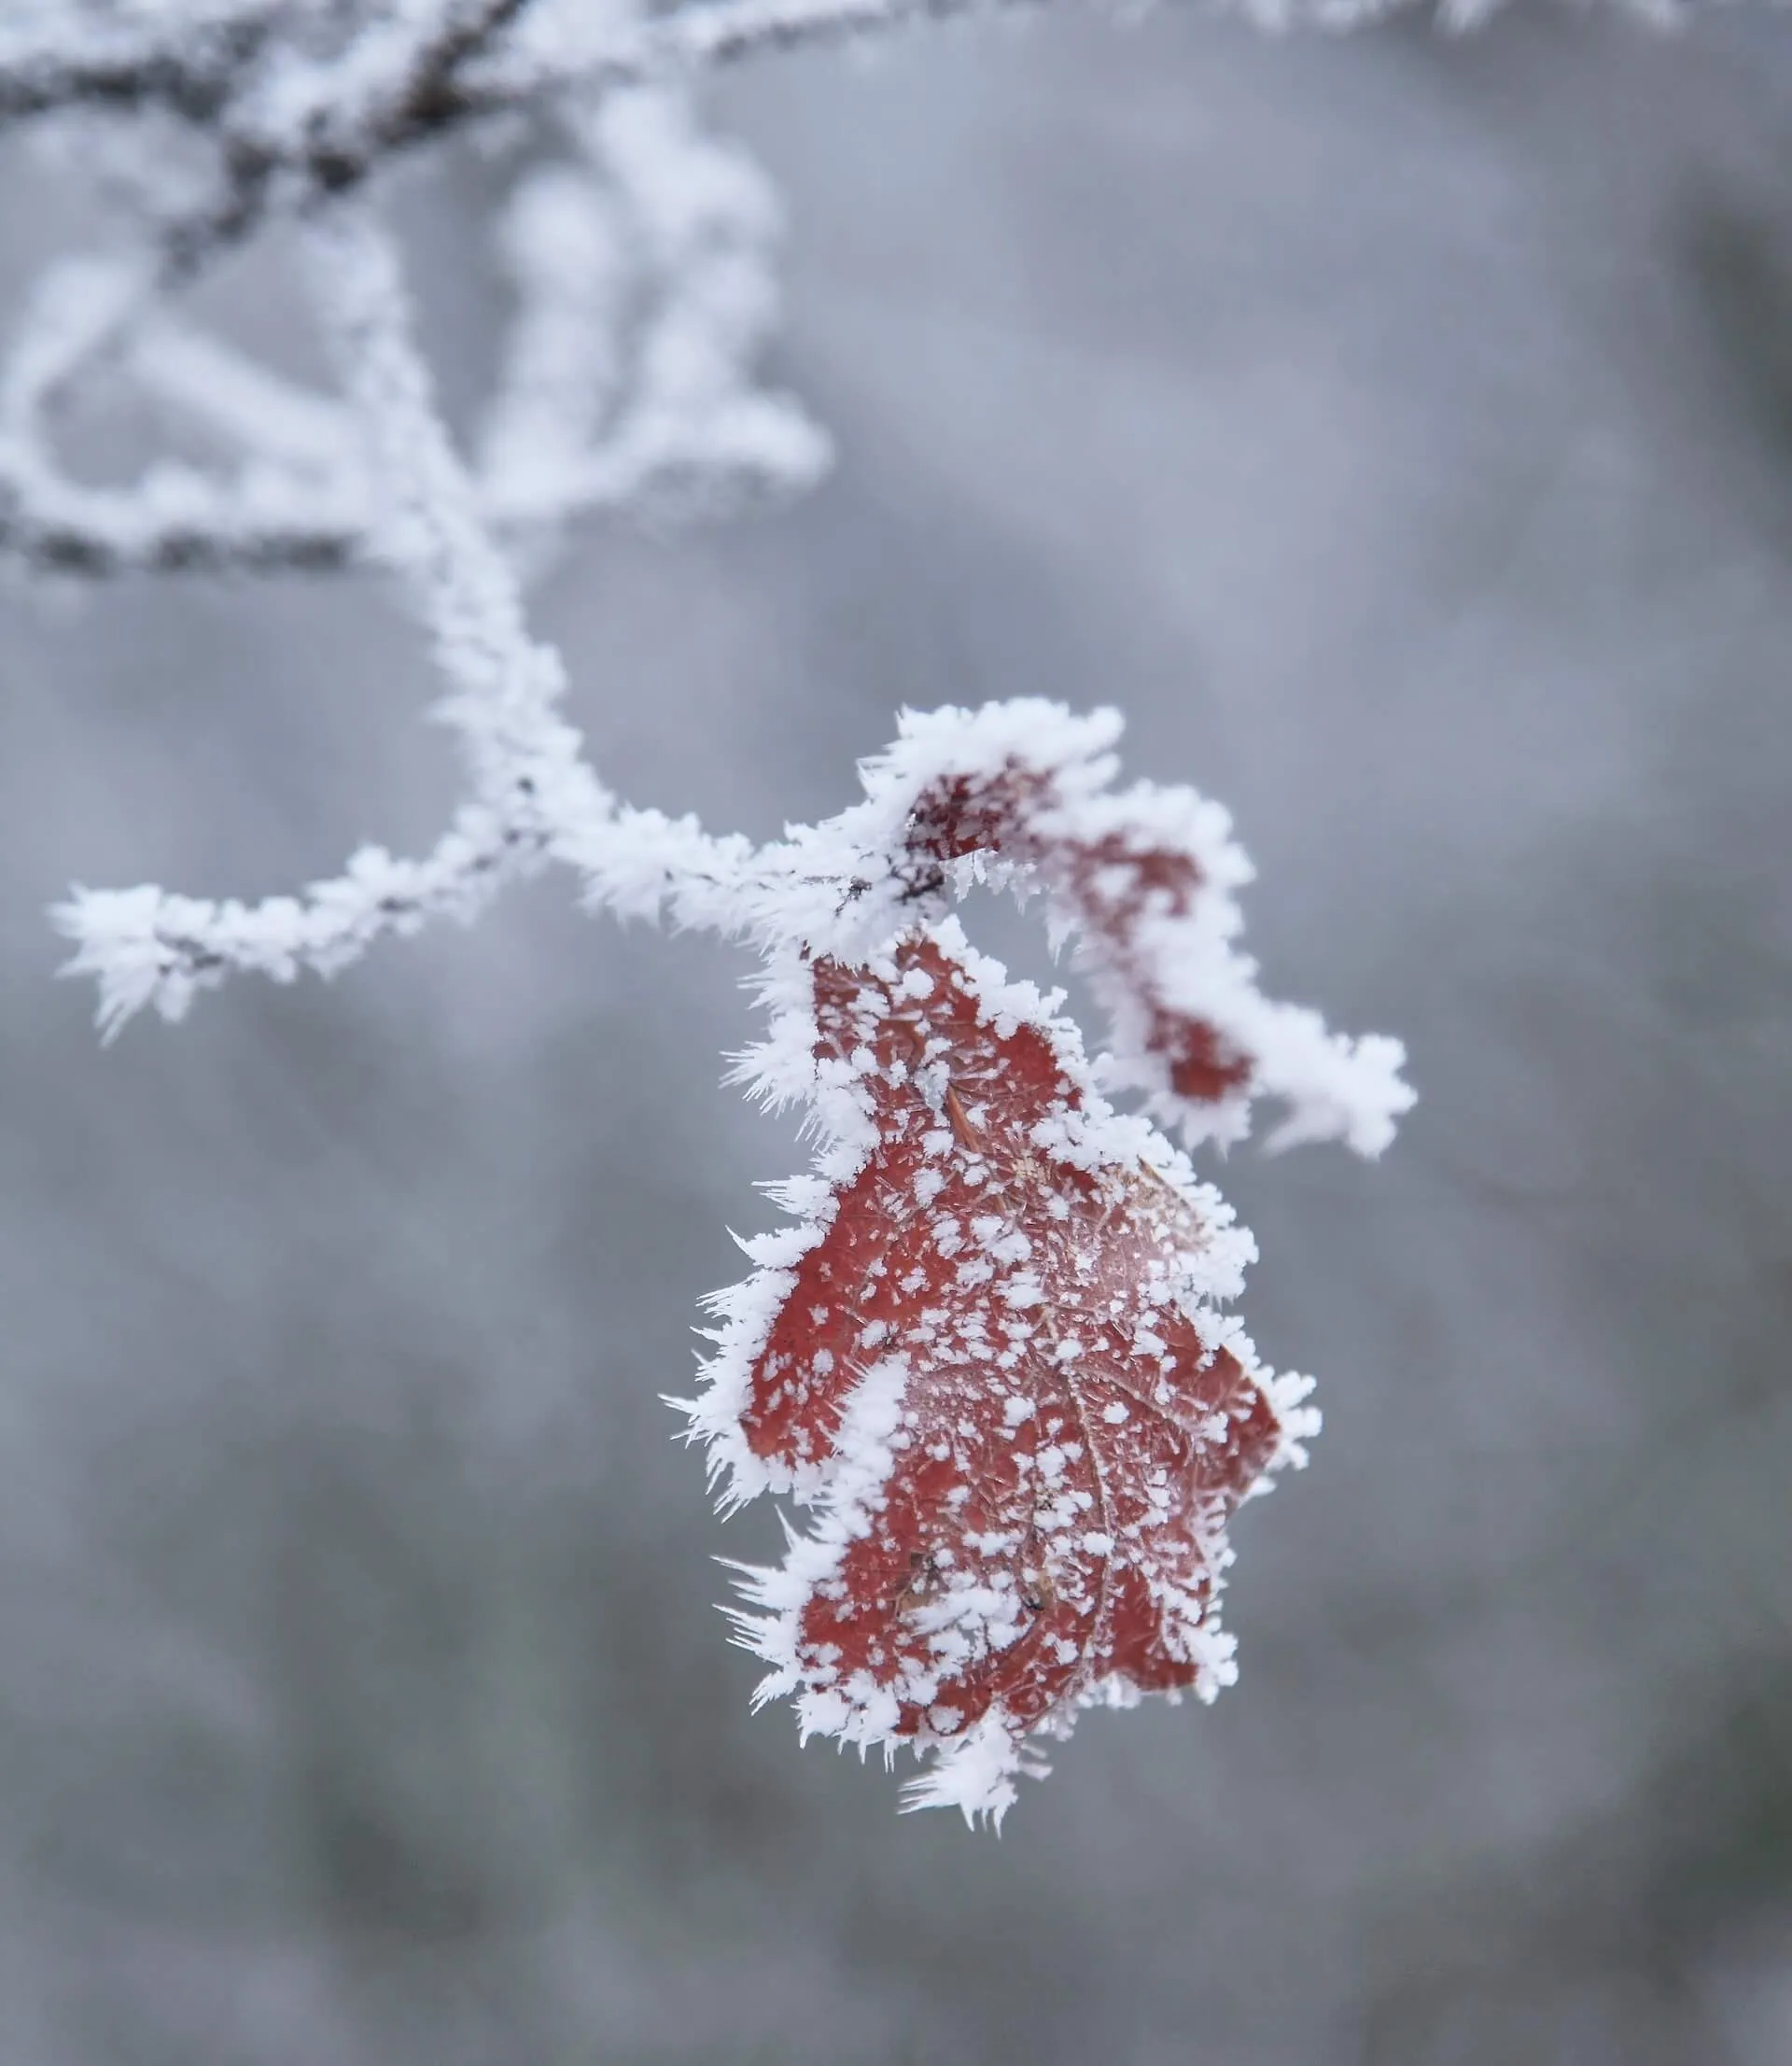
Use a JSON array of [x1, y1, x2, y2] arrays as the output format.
[[903, 760, 1257, 1112], [890, 738, 1415, 1152], [692, 921, 1317, 1825]]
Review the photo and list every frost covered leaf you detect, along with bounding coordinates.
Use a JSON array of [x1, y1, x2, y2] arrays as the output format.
[[739, 702, 1413, 1160], [871, 702, 1415, 1156], [689, 923, 1320, 1826]]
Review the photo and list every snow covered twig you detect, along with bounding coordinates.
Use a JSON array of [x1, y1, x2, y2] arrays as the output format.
[[0, 5, 826, 577]]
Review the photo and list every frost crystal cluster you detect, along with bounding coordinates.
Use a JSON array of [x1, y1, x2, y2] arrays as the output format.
[[7, 0, 1431, 1822]]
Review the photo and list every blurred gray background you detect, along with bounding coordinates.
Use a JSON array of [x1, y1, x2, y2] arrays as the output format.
[[3, 5, 1790, 2061]]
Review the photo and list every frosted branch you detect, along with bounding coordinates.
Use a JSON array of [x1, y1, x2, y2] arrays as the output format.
[[0, 0, 1713, 145], [57, 199, 600, 1031], [0, 63, 824, 578], [51, 194, 769, 1033], [0, 0, 1701, 580], [27, 4, 1427, 1112]]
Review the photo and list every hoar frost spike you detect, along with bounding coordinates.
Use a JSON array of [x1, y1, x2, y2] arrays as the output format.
[[21, 8, 1413, 1823]]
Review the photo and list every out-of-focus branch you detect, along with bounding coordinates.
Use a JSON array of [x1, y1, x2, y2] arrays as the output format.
[[0, 0, 1705, 581], [0, 33, 826, 580]]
